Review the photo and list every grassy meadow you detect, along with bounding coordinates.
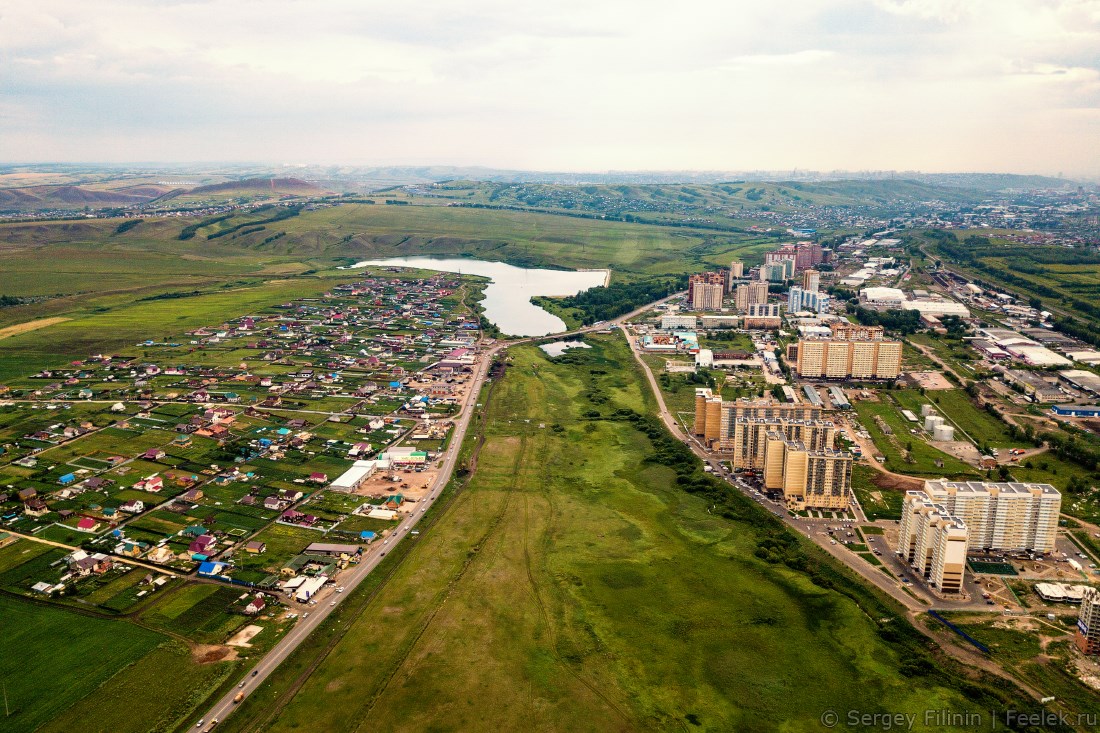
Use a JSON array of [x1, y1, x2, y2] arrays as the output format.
[[221, 335, 1026, 733], [0, 203, 770, 380]]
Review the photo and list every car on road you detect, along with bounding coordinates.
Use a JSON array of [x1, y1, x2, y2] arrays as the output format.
[[330, 601, 336, 606], [196, 720, 205, 728]]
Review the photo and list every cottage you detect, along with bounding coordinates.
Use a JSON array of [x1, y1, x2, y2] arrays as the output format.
[[244, 594, 267, 615], [143, 448, 166, 460], [75, 517, 100, 533], [188, 534, 217, 553], [24, 499, 49, 517], [180, 488, 204, 502], [244, 540, 267, 554], [119, 500, 145, 514]]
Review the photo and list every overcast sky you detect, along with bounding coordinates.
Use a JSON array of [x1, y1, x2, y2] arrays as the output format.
[[1, 0, 1098, 175]]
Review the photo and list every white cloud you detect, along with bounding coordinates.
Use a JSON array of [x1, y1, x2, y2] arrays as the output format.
[[0, 0, 1096, 174]]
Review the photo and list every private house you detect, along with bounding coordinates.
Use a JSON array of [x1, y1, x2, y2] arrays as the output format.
[[75, 517, 101, 533], [119, 500, 145, 514], [24, 499, 49, 517], [263, 496, 286, 511], [180, 488, 204, 502], [244, 595, 267, 615], [188, 534, 217, 554], [244, 540, 267, 554]]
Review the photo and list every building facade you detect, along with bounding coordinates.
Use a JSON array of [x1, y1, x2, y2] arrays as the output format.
[[763, 435, 853, 511], [790, 339, 902, 380], [898, 493, 969, 594], [787, 287, 830, 314], [692, 282, 724, 311], [922, 480, 1061, 553], [735, 282, 770, 311], [1077, 587, 1100, 655]]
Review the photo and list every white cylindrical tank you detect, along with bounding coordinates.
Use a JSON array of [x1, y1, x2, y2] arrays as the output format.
[[924, 414, 943, 432], [921, 404, 935, 417], [933, 424, 955, 441]]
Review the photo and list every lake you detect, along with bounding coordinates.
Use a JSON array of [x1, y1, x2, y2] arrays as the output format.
[[539, 341, 592, 358], [348, 257, 608, 336]]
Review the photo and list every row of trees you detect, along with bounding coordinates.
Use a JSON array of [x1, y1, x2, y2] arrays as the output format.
[[550, 276, 687, 325]]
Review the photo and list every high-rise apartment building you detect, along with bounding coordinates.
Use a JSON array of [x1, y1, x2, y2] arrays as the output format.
[[760, 259, 795, 282], [729, 260, 744, 282], [787, 287, 830, 315], [790, 339, 902, 379], [691, 282, 724, 311], [1076, 587, 1100, 655], [829, 322, 885, 341], [898, 493, 968, 594], [921, 480, 1061, 552], [802, 269, 820, 292], [735, 282, 769, 311], [692, 391, 826, 446], [726, 417, 837, 468], [687, 272, 726, 301], [763, 435, 853, 511]]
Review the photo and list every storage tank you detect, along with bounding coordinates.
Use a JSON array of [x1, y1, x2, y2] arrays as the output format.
[[924, 414, 943, 432], [932, 424, 955, 441], [921, 404, 935, 417]]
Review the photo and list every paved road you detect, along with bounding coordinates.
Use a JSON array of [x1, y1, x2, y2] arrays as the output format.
[[199, 295, 677, 729]]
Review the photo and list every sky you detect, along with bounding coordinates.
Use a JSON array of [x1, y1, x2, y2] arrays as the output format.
[[1, 0, 1098, 175]]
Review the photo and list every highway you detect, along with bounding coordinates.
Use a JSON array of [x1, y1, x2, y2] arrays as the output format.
[[199, 295, 676, 729]]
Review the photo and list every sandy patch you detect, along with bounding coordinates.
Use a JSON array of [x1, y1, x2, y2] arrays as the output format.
[[0, 316, 70, 340], [227, 624, 265, 648], [192, 644, 238, 664]]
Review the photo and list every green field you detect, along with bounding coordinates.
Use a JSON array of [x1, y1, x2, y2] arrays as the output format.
[[851, 464, 906, 521], [853, 393, 980, 478], [0, 203, 772, 381], [0, 592, 236, 733], [223, 334, 1024, 732]]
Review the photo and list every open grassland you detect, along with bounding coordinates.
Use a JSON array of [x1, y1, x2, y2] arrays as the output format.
[[0, 592, 235, 733], [853, 393, 981, 479], [0, 204, 767, 381], [224, 335, 1022, 733]]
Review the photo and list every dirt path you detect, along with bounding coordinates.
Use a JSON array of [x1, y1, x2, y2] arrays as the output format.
[[0, 316, 70, 340]]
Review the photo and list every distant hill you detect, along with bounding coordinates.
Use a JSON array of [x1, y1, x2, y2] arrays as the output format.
[[187, 177, 324, 195], [0, 184, 174, 209]]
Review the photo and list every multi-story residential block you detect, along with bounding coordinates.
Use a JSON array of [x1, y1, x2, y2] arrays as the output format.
[[729, 260, 745, 282], [1076, 587, 1100, 655], [921, 480, 1061, 552], [691, 282, 724, 311], [692, 391, 826, 446], [735, 282, 770, 311], [688, 272, 726, 301], [801, 269, 820, 292], [787, 287, 829, 314], [763, 434, 852, 511], [829, 322, 885, 341], [727, 417, 836, 468], [789, 338, 902, 379], [898, 493, 969, 594], [743, 303, 781, 329]]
